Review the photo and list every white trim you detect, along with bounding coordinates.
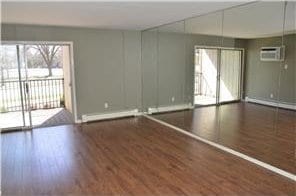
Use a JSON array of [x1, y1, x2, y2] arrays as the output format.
[[68, 43, 79, 123], [148, 103, 193, 114], [143, 114, 296, 181], [1, 41, 80, 124], [245, 97, 296, 110], [81, 109, 139, 123]]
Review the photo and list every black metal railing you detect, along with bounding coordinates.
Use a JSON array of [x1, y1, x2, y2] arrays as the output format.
[[0, 78, 64, 113]]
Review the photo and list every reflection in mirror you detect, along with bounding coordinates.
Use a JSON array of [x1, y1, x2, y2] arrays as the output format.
[[148, 11, 223, 143], [142, 1, 295, 174]]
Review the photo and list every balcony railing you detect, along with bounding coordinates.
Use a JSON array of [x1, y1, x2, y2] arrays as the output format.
[[0, 78, 64, 113]]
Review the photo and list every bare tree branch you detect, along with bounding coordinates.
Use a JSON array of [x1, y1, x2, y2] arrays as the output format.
[[29, 45, 61, 77]]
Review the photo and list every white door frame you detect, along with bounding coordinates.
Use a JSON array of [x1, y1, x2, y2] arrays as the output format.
[[2, 41, 79, 124]]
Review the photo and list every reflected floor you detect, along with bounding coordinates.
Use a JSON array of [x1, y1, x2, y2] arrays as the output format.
[[152, 102, 295, 174]]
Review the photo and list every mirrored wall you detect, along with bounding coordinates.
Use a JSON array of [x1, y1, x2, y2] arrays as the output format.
[[141, 1, 295, 174]]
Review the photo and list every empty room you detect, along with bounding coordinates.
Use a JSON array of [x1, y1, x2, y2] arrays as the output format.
[[1, 1, 295, 195]]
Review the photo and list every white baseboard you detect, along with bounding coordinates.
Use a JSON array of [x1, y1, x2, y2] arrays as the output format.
[[245, 97, 295, 110], [81, 109, 140, 123], [148, 103, 194, 114]]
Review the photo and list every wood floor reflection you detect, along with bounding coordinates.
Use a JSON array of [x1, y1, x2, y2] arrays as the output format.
[[1, 116, 294, 195], [153, 102, 295, 174]]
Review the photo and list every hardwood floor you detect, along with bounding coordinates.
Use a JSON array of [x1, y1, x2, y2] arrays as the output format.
[[1, 116, 295, 195], [152, 102, 296, 174]]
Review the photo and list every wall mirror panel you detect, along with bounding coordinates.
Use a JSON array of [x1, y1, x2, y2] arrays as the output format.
[[142, 21, 187, 115], [142, 28, 158, 111], [186, 11, 223, 106], [276, 1, 295, 174], [142, 1, 295, 174], [145, 11, 223, 144], [157, 21, 186, 109], [218, 1, 288, 172]]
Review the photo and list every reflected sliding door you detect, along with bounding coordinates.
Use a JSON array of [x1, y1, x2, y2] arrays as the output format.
[[194, 47, 243, 106]]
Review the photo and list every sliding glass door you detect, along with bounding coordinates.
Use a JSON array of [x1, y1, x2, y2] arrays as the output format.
[[194, 47, 243, 106], [0, 44, 32, 131], [2, 42, 73, 130]]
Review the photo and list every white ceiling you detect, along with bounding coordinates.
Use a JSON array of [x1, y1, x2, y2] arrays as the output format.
[[1, 1, 249, 30]]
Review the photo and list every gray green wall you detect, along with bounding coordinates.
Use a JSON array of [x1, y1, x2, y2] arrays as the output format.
[[1, 24, 142, 119], [245, 34, 296, 105]]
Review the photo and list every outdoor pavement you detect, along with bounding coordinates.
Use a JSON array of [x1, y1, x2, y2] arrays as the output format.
[[0, 108, 73, 129]]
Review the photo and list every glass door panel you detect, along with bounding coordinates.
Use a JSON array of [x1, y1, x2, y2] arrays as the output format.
[[194, 48, 218, 106], [0, 44, 25, 130], [219, 49, 242, 103], [0, 44, 32, 131], [26, 44, 65, 127]]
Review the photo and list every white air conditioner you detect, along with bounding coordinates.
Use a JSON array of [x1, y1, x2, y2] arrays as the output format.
[[260, 46, 285, 61]]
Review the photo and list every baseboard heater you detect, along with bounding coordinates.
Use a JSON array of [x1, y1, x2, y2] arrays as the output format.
[[81, 109, 140, 123], [245, 97, 296, 110], [148, 103, 194, 114]]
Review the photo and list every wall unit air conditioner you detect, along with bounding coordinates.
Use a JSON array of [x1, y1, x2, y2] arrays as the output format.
[[260, 46, 285, 61]]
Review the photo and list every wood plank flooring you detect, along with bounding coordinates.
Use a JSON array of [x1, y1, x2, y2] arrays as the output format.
[[152, 102, 296, 174], [1, 116, 295, 195]]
